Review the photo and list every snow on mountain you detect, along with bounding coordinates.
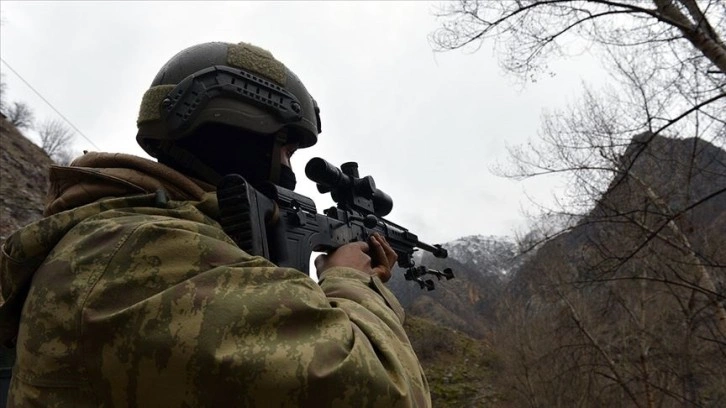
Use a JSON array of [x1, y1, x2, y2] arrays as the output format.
[[442, 234, 520, 277]]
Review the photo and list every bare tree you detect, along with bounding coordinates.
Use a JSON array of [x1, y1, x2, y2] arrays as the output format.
[[434, 2, 726, 256], [432, 0, 726, 316], [494, 96, 726, 406], [37, 119, 76, 164], [6, 101, 34, 130], [432, 1, 725, 148], [498, 175, 726, 406], [432, 2, 726, 406], [51, 149, 77, 166]]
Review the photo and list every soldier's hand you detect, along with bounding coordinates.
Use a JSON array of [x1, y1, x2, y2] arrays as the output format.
[[315, 233, 398, 282]]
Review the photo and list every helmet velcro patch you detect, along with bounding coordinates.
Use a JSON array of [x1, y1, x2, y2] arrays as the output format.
[[227, 42, 286, 86], [138, 85, 175, 124]]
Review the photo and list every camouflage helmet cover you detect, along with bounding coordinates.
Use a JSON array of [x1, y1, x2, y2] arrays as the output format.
[[136, 42, 321, 158]]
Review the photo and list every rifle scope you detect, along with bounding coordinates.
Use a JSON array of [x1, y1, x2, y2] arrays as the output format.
[[305, 158, 393, 217]]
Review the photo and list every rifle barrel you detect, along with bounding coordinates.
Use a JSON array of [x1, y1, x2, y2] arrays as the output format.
[[416, 241, 448, 258]]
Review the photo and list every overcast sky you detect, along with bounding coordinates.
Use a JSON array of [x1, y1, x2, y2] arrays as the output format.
[[0, 1, 607, 245]]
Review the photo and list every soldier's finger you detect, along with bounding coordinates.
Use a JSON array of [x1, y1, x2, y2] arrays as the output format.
[[369, 236, 391, 282], [369, 235, 388, 264], [376, 234, 398, 267]]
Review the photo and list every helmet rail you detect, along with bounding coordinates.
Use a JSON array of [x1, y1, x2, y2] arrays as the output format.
[[161, 65, 305, 138]]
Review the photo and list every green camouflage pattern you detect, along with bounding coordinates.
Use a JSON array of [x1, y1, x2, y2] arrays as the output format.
[[0, 154, 430, 407], [137, 85, 175, 124], [227, 42, 287, 85]]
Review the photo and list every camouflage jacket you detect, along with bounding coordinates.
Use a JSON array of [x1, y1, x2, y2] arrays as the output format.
[[0, 152, 430, 407]]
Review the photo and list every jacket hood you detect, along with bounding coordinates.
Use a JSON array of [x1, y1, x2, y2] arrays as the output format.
[[45, 151, 215, 216], [1, 152, 217, 347]]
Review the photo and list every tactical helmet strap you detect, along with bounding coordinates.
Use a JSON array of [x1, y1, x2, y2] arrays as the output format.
[[268, 131, 288, 185]]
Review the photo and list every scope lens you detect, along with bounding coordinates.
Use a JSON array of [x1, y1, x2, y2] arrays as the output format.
[[305, 157, 348, 188]]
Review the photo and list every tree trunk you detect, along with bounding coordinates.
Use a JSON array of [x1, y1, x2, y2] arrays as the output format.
[[653, 0, 726, 75]]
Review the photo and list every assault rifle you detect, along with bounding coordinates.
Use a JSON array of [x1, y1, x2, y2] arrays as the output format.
[[217, 158, 454, 290]]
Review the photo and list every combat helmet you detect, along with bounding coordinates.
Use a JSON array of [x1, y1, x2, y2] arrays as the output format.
[[136, 41, 321, 185]]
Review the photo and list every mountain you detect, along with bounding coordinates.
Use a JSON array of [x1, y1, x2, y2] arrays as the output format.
[[507, 134, 726, 302], [445, 234, 520, 276], [495, 133, 726, 407], [390, 133, 726, 406], [389, 234, 523, 338]]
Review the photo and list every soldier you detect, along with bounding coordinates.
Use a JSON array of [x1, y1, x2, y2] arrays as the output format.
[[0, 41, 430, 407]]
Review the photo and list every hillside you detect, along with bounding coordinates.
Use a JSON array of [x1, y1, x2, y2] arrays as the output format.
[[390, 133, 726, 407], [0, 116, 55, 405], [389, 235, 521, 338], [0, 116, 54, 241], [404, 316, 502, 407], [498, 134, 726, 407]]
